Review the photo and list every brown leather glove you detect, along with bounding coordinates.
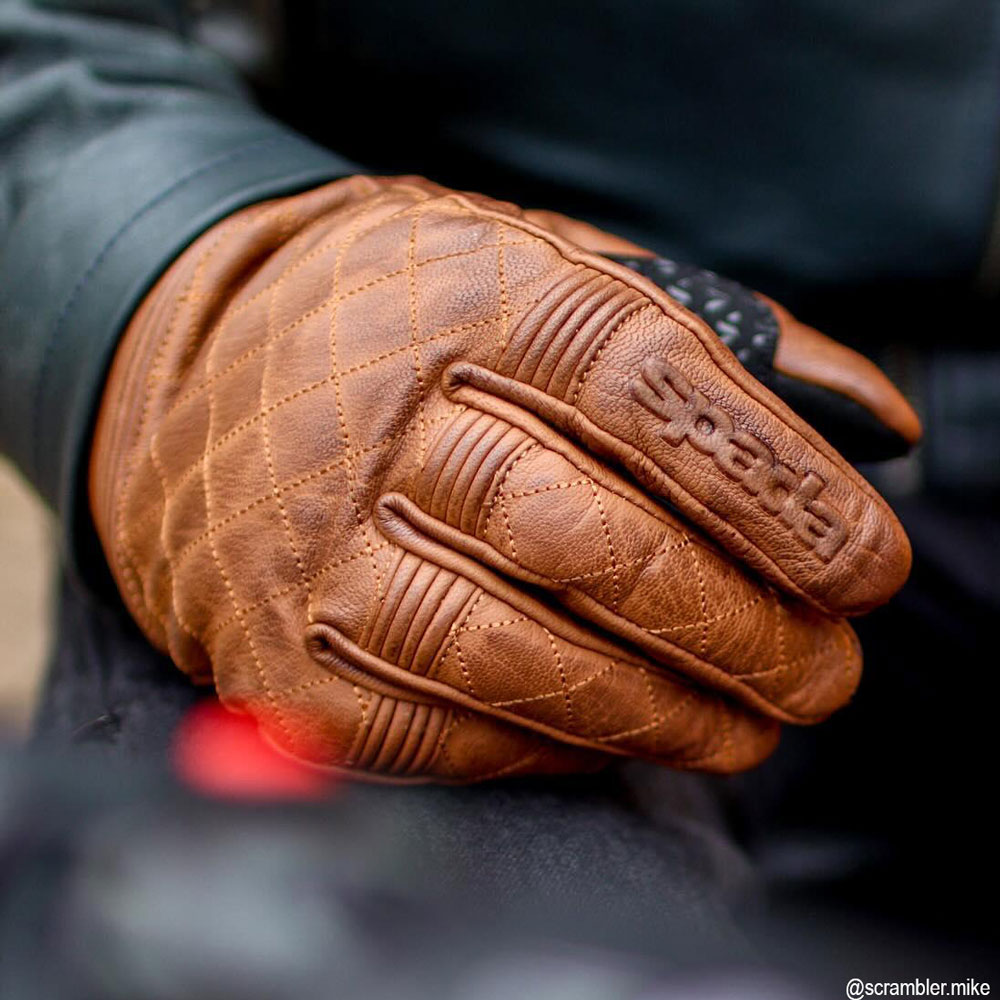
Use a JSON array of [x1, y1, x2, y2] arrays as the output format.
[[90, 176, 918, 782]]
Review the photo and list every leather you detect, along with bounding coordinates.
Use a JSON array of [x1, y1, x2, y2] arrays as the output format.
[[90, 176, 913, 782], [767, 298, 923, 447]]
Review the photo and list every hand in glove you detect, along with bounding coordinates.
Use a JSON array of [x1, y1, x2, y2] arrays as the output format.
[[90, 176, 919, 781]]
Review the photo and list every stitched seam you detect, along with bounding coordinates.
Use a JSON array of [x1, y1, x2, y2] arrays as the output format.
[[173, 188, 418, 404], [206, 186, 403, 342], [482, 441, 538, 538], [488, 660, 615, 707], [589, 478, 620, 613], [401, 214, 429, 474], [276, 674, 339, 698], [720, 706, 734, 770], [569, 303, 655, 406], [592, 689, 695, 744], [541, 287, 641, 398], [659, 687, 698, 723], [133, 405, 460, 548], [458, 198, 886, 610], [639, 666, 662, 756], [496, 224, 510, 360], [498, 493, 519, 564], [466, 439, 780, 680], [500, 477, 590, 501], [118, 219, 249, 651], [421, 409, 498, 517], [204, 541, 392, 640], [644, 592, 763, 634], [260, 226, 315, 622], [347, 685, 372, 768], [167, 454, 347, 570], [144, 317, 496, 516], [591, 716, 662, 743], [452, 633, 477, 698], [483, 460, 755, 650], [555, 536, 692, 584], [434, 589, 485, 683], [477, 441, 770, 657], [735, 634, 842, 679], [115, 251, 202, 641], [470, 747, 548, 782], [775, 601, 786, 684], [542, 626, 576, 732], [455, 615, 529, 634], [201, 256, 291, 740], [484, 440, 696, 592], [688, 542, 709, 656], [587, 474, 690, 540], [159, 237, 534, 422], [430, 710, 459, 776], [148, 436, 203, 646], [495, 260, 589, 375]]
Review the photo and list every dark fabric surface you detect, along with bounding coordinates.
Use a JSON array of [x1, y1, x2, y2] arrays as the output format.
[[32, 572, 204, 757]]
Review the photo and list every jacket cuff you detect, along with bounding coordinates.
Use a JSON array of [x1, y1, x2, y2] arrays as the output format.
[[0, 110, 355, 588]]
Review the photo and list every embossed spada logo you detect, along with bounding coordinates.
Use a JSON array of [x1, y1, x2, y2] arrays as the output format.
[[631, 358, 848, 562]]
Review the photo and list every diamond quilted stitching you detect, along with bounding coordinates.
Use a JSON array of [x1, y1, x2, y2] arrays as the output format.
[[99, 178, 860, 780]]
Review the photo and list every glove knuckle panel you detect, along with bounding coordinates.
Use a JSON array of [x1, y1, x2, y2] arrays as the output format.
[[493, 264, 646, 399]]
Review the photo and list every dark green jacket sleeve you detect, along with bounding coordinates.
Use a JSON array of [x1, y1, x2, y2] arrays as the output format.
[[0, 0, 355, 575]]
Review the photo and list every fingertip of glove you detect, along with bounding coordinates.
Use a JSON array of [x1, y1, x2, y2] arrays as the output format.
[[813, 499, 912, 617]]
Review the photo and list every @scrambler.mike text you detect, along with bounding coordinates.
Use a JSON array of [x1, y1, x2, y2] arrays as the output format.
[[846, 979, 991, 997]]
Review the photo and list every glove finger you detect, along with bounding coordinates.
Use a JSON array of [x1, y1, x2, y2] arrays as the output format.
[[213, 635, 600, 782], [441, 211, 911, 616], [405, 404, 860, 725], [328, 502, 782, 773]]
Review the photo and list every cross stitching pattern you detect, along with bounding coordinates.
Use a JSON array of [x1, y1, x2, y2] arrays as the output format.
[[111, 179, 856, 779]]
